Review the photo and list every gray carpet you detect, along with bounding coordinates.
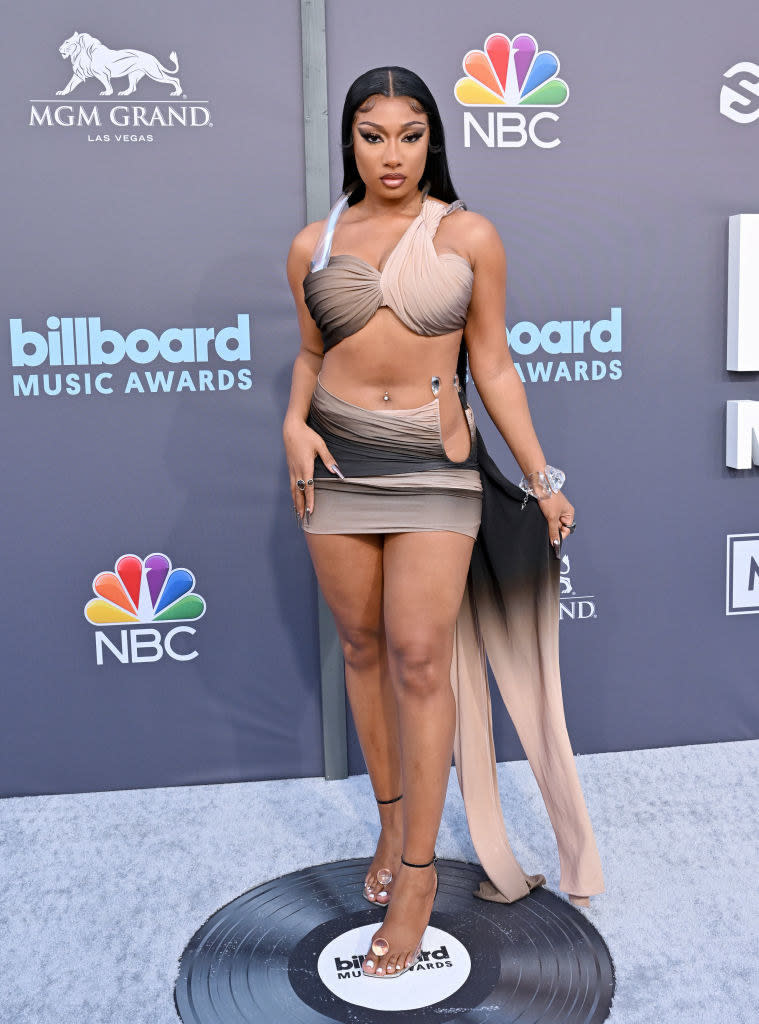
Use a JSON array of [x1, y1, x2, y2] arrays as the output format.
[[0, 739, 757, 1023]]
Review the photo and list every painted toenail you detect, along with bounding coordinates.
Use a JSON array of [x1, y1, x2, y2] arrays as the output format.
[[378, 891, 387, 898], [377, 968, 383, 974], [387, 965, 394, 972], [365, 959, 373, 969]]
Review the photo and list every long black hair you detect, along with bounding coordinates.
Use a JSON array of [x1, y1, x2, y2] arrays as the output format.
[[339, 67, 470, 392]]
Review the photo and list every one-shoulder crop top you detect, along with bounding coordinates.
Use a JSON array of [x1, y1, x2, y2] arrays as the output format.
[[302, 194, 474, 352]]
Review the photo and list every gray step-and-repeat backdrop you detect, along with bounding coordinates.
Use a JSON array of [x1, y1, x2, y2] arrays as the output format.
[[323, 0, 759, 771], [0, 4, 323, 797], [2, 2, 757, 797]]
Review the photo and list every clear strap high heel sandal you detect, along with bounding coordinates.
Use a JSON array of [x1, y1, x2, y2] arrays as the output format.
[[363, 793, 402, 906], [363, 853, 439, 979]]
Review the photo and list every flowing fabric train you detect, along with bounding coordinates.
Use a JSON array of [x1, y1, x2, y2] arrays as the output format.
[[450, 428, 605, 900]]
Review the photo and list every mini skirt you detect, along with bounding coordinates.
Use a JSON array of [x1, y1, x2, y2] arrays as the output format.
[[303, 374, 483, 539]]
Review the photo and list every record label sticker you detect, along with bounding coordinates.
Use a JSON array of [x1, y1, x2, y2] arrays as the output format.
[[317, 924, 471, 1010]]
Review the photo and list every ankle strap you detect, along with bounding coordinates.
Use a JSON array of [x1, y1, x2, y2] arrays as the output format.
[[375, 793, 403, 805], [401, 853, 437, 868]]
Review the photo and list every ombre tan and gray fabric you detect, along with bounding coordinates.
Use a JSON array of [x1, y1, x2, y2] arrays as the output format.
[[303, 376, 605, 901], [304, 375, 482, 537], [303, 195, 474, 351]]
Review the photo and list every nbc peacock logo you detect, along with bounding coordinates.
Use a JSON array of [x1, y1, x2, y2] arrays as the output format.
[[85, 552, 206, 665], [454, 33, 569, 150]]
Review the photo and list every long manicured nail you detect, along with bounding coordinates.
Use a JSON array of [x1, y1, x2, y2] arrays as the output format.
[[330, 464, 345, 478]]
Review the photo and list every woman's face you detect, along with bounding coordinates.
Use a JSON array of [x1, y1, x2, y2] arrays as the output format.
[[351, 93, 430, 202]]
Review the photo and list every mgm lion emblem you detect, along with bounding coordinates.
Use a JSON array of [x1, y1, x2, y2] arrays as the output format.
[[56, 31, 182, 96]]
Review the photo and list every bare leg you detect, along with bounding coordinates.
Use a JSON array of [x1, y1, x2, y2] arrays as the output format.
[[305, 532, 403, 902], [362, 530, 475, 977]]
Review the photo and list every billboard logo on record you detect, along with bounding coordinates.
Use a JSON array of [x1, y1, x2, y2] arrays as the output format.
[[85, 552, 206, 664], [726, 534, 759, 615], [317, 924, 470, 1011], [29, 31, 212, 143], [455, 33, 568, 149]]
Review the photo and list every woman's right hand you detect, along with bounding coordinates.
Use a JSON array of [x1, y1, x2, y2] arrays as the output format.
[[283, 416, 343, 525]]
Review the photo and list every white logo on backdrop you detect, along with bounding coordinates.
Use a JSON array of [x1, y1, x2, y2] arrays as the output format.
[[726, 534, 759, 615], [317, 924, 470, 1012], [454, 32, 569, 150], [29, 31, 211, 141], [720, 62, 759, 124], [559, 554, 597, 621], [56, 32, 182, 97], [725, 215, 759, 469]]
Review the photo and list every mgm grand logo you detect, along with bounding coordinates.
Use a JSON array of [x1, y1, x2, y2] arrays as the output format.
[[560, 553, 597, 621], [333, 944, 453, 980], [29, 31, 212, 141]]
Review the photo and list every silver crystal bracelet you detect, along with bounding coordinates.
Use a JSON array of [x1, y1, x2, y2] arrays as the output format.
[[518, 464, 566, 510]]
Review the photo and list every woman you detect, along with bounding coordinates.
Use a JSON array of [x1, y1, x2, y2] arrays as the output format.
[[283, 66, 604, 980]]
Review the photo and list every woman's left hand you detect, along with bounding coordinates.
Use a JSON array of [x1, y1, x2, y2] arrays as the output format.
[[538, 491, 576, 559]]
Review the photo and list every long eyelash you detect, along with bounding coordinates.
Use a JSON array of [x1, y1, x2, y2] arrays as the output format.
[[359, 132, 424, 144]]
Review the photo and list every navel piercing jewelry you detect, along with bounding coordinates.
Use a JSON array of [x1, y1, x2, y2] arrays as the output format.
[[383, 390, 390, 402]]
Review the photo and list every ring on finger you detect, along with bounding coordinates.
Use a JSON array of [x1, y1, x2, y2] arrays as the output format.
[[296, 479, 306, 491], [306, 478, 313, 486]]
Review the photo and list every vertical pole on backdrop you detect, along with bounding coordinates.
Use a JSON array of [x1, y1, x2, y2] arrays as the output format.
[[300, 0, 348, 780]]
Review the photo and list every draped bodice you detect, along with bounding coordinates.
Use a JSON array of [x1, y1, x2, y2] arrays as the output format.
[[302, 195, 474, 351]]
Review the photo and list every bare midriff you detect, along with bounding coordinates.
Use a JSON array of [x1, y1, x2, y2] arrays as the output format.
[[319, 306, 473, 464]]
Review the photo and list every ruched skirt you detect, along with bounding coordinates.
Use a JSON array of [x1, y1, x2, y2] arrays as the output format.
[[304, 374, 482, 538], [302, 372, 605, 901]]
